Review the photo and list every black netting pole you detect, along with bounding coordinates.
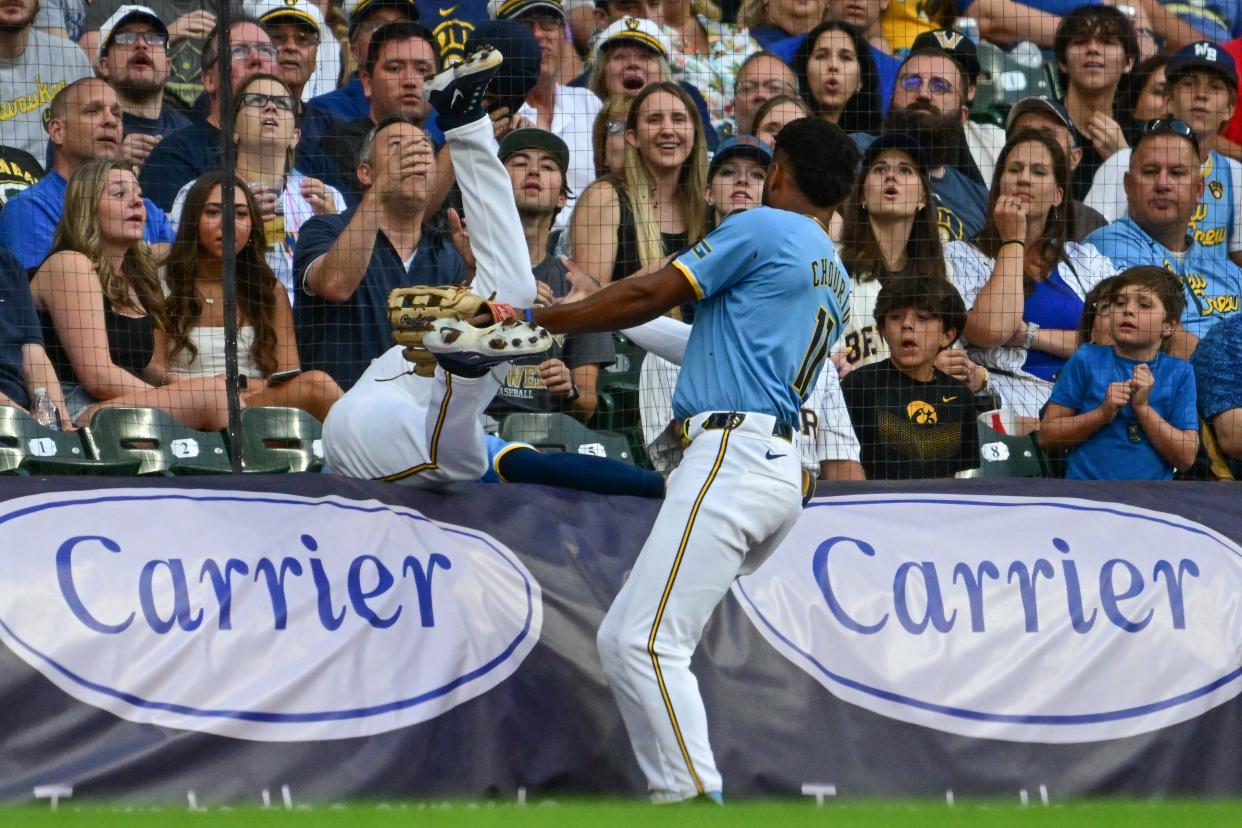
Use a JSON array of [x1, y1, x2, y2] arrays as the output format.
[[216, 2, 242, 473]]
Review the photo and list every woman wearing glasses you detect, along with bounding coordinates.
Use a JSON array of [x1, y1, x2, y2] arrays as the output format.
[[29, 159, 233, 429], [169, 74, 341, 303], [163, 172, 343, 422], [591, 94, 636, 178], [793, 20, 880, 135], [946, 129, 1116, 430], [570, 82, 708, 285]]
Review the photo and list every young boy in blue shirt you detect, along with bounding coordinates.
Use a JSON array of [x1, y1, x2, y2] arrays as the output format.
[[1039, 266, 1199, 479]]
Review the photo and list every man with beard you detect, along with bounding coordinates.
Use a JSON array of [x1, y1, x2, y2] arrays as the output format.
[[96, 6, 191, 169], [81, 0, 222, 112], [0, 78, 174, 269], [0, 0, 91, 159], [855, 47, 989, 243]]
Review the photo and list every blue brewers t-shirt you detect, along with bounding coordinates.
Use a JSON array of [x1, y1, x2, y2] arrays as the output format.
[[671, 207, 850, 427]]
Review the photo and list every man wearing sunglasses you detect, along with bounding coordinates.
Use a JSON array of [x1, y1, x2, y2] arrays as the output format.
[[96, 6, 190, 169], [1086, 120, 1242, 358], [860, 45, 989, 244], [1086, 41, 1242, 270]]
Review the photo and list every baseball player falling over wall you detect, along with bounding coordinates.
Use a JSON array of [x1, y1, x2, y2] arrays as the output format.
[[344, 45, 858, 800], [321, 48, 663, 497]]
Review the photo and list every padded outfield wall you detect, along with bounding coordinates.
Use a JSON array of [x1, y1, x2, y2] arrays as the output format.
[[0, 475, 1239, 805]]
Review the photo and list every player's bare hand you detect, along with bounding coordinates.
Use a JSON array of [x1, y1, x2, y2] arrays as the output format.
[[166, 9, 216, 39], [1101, 380, 1131, 418], [538, 359, 574, 396], [534, 280, 556, 307], [300, 177, 336, 214], [1084, 112, 1128, 159], [935, 349, 980, 389], [1129, 363, 1155, 409], [121, 133, 161, 167], [560, 256, 603, 305], [993, 197, 1028, 245], [446, 208, 477, 271]]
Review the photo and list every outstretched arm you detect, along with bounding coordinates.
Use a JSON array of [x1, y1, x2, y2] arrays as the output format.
[[624, 316, 692, 365], [532, 263, 696, 336]]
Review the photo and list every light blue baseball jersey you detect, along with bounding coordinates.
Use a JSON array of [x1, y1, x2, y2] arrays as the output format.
[[1188, 151, 1238, 253], [671, 207, 851, 427], [1085, 217, 1242, 339]]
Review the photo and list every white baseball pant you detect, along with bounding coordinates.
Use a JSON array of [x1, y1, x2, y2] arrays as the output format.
[[322, 115, 536, 485], [596, 411, 803, 802]]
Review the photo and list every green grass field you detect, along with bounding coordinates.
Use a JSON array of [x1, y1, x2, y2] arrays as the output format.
[[1, 800, 1241, 827]]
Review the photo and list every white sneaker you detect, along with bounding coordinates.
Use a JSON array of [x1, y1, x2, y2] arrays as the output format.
[[423, 318, 552, 376]]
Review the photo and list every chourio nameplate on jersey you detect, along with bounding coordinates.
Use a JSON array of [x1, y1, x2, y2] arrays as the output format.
[[0, 489, 542, 741], [733, 494, 1242, 743]]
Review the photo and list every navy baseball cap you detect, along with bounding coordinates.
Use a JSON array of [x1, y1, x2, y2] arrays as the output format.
[[861, 131, 929, 173], [910, 28, 981, 87], [346, 0, 418, 40], [1166, 40, 1239, 89], [708, 135, 773, 178]]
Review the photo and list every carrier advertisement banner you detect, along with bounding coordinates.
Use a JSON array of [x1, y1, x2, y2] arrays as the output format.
[[0, 476, 1241, 805]]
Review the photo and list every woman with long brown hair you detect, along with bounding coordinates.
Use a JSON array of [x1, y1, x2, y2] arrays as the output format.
[[163, 172, 342, 422], [30, 158, 232, 428], [570, 81, 709, 284], [947, 128, 1116, 429]]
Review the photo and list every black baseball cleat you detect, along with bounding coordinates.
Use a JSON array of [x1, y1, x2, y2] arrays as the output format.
[[423, 318, 552, 377], [425, 46, 503, 130]]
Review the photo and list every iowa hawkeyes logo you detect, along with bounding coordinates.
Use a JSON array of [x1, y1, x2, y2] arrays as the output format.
[[1210, 180, 1224, 200], [907, 400, 938, 425]]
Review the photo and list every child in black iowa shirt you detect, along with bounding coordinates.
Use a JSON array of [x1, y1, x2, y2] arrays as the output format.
[[841, 276, 981, 480]]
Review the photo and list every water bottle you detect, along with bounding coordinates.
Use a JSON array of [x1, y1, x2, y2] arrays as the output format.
[[32, 387, 59, 431]]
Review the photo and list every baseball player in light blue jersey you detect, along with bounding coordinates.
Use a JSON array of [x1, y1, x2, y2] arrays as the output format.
[[524, 117, 859, 802]]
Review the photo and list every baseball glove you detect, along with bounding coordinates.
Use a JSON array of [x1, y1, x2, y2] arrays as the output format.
[[388, 283, 518, 376]]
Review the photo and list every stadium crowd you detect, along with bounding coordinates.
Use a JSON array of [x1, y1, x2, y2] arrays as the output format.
[[0, 0, 1241, 481]]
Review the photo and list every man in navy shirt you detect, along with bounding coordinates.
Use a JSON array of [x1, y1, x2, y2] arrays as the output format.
[[95, 5, 191, 170], [307, 0, 421, 122], [294, 115, 465, 389], [0, 79, 175, 271]]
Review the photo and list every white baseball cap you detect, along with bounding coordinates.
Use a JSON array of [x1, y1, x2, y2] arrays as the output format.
[[593, 17, 670, 60], [246, 0, 324, 35], [98, 4, 167, 60]]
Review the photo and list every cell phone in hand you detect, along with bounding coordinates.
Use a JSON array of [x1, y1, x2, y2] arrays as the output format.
[[267, 369, 302, 386]]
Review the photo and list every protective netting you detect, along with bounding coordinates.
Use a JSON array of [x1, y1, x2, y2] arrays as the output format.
[[0, 0, 1236, 482]]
